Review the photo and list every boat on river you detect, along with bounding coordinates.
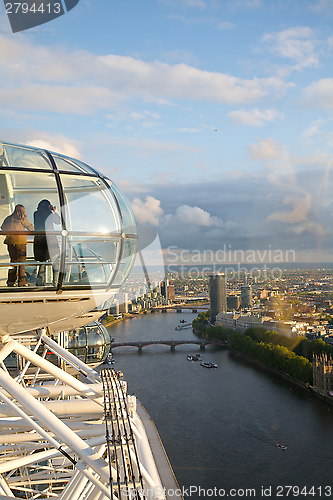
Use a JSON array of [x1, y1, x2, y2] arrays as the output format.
[[200, 361, 218, 368]]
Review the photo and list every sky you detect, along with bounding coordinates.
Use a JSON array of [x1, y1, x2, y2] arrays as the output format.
[[1, 0, 333, 267]]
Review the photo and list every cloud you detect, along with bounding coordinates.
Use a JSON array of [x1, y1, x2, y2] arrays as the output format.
[[165, 14, 235, 29], [175, 205, 224, 226], [228, 108, 284, 127], [248, 138, 284, 160], [266, 191, 312, 224], [176, 128, 201, 132], [310, 0, 333, 11], [160, 0, 206, 8], [123, 161, 333, 255], [131, 196, 164, 226], [27, 139, 82, 158], [0, 35, 294, 114], [0, 85, 117, 114], [130, 111, 161, 120], [302, 79, 333, 109], [95, 136, 201, 158], [162, 49, 199, 65], [262, 26, 318, 75], [227, 0, 262, 10], [0, 130, 82, 158], [100, 55, 292, 104]]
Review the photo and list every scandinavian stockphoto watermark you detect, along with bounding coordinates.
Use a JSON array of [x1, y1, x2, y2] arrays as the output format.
[[165, 245, 296, 280], [123, 485, 332, 498], [123, 485, 259, 498], [3, 0, 80, 33]]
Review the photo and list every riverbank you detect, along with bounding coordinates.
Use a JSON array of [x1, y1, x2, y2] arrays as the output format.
[[193, 327, 333, 405], [103, 305, 333, 494]]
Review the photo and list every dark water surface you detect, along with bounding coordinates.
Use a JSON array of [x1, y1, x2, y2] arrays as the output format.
[[107, 311, 333, 499]]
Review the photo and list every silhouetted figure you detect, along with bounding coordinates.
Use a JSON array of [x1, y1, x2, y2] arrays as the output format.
[[33, 199, 61, 286], [1, 204, 34, 286]]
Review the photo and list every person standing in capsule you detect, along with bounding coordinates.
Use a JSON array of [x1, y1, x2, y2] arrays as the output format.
[[1, 204, 34, 287], [33, 199, 61, 286]]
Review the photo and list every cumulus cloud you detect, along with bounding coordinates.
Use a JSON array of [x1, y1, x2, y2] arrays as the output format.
[[266, 191, 312, 224], [302, 79, 333, 109], [0, 35, 294, 113], [175, 205, 224, 226], [248, 138, 284, 160], [27, 139, 82, 158], [0, 130, 82, 158], [131, 196, 164, 226], [262, 26, 318, 75], [228, 108, 284, 127]]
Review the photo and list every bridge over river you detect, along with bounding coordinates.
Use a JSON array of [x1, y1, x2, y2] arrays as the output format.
[[110, 340, 228, 351]]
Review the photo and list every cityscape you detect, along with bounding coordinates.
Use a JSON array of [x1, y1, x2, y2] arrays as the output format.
[[2, 0, 333, 498]]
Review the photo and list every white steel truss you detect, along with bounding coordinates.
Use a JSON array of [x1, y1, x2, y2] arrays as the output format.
[[0, 330, 165, 500]]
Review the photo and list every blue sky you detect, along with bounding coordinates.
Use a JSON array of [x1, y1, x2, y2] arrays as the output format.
[[1, 0, 333, 264]]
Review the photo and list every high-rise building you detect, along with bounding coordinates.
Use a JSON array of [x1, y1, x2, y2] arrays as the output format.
[[160, 279, 170, 299], [167, 284, 175, 302], [241, 285, 252, 309], [227, 295, 240, 310], [115, 292, 129, 313], [209, 273, 227, 324]]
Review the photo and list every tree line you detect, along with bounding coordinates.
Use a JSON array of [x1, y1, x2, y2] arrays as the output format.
[[193, 312, 315, 384]]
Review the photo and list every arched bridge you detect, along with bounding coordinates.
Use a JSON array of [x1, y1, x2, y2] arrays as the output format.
[[110, 340, 228, 351]]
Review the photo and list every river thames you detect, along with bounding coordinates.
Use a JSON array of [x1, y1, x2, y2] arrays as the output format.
[[107, 310, 333, 499]]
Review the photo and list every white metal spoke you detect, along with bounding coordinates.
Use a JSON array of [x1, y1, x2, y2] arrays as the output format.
[[0, 334, 167, 500]]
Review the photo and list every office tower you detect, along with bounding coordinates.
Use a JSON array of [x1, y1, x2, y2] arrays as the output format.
[[160, 279, 170, 299], [116, 292, 129, 313], [109, 299, 120, 316], [227, 295, 241, 310], [241, 284, 252, 309], [209, 273, 227, 323], [167, 284, 175, 302]]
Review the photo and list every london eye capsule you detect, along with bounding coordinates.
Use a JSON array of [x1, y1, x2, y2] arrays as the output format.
[[0, 141, 137, 336]]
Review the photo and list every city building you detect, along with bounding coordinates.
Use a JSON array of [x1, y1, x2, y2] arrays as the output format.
[[313, 354, 333, 395], [227, 295, 241, 310], [109, 299, 120, 317], [241, 285, 252, 308], [160, 279, 169, 298], [115, 292, 129, 314], [209, 273, 227, 324], [168, 284, 175, 302], [161, 279, 175, 302], [216, 312, 309, 337]]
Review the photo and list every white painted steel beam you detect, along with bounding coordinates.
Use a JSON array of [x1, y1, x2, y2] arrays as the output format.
[[0, 434, 106, 474], [0, 369, 109, 481], [0, 399, 102, 418], [7, 341, 102, 401], [40, 332, 101, 383]]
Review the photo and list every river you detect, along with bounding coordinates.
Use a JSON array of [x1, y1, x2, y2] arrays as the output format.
[[107, 311, 333, 499]]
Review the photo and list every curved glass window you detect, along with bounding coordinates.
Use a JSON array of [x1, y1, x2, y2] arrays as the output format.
[[112, 238, 137, 286], [53, 155, 87, 174], [0, 142, 137, 292], [108, 182, 137, 235], [60, 174, 121, 233], [67, 322, 111, 363], [1, 145, 52, 170]]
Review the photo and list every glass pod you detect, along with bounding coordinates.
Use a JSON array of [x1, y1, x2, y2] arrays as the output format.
[[0, 141, 137, 292]]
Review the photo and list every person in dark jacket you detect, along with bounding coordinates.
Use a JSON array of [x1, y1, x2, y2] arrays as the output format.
[[1, 204, 34, 286], [33, 199, 61, 286]]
